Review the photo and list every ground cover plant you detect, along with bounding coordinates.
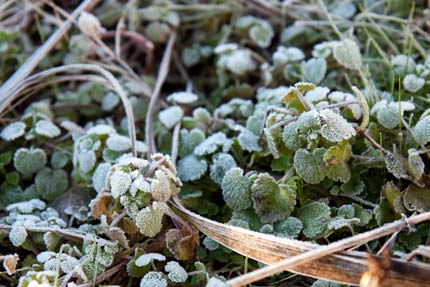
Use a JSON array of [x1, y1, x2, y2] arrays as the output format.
[[0, 0, 430, 286]]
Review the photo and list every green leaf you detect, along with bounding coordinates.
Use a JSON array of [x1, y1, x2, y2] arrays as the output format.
[[251, 173, 296, 223], [140, 271, 167, 287], [413, 116, 430, 146], [0, 121, 26, 141], [404, 184, 430, 212], [14, 148, 47, 176], [159, 106, 183, 129], [167, 92, 198, 104], [311, 279, 341, 287], [165, 261, 188, 283], [298, 202, 331, 238], [222, 168, 252, 210], [403, 74, 424, 93], [341, 171, 365, 195], [238, 129, 262, 152], [35, 120, 61, 138], [385, 153, 408, 179], [194, 132, 228, 156], [323, 141, 352, 182], [294, 148, 327, 184], [35, 168, 69, 201], [274, 217, 303, 238], [407, 149, 424, 179], [179, 128, 205, 157], [301, 58, 327, 84], [9, 226, 27, 247], [135, 253, 166, 267], [377, 107, 399, 129]]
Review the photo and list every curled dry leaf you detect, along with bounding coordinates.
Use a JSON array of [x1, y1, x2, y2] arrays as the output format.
[[2, 253, 19, 275]]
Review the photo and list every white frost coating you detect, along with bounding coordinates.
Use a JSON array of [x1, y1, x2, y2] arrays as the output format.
[[109, 170, 132, 198], [135, 253, 166, 267], [35, 120, 61, 138], [106, 134, 131, 151], [319, 109, 356, 142], [0, 121, 26, 141], [159, 106, 184, 129], [165, 261, 188, 283], [403, 74, 425, 93], [167, 92, 198, 104]]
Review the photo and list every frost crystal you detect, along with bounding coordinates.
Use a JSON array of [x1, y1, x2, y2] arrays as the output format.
[[159, 106, 184, 129], [178, 154, 207, 182], [140, 271, 167, 287], [0, 121, 26, 141], [135, 253, 166, 267], [35, 120, 61, 138], [319, 109, 356, 142], [222, 168, 252, 210], [165, 261, 188, 283], [403, 74, 424, 93]]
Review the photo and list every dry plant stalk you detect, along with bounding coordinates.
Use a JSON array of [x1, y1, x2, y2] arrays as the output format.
[[173, 197, 430, 287]]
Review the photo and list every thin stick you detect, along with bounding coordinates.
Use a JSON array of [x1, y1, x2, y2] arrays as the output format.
[[0, 0, 100, 98], [225, 212, 430, 287], [171, 123, 181, 166], [145, 32, 177, 155]]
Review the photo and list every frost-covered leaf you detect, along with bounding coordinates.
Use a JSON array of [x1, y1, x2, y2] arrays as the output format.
[[413, 116, 430, 146], [341, 171, 365, 195], [264, 128, 280, 158], [203, 236, 219, 251], [35, 120, 61, 138], [249, 21, 274, 48], [246, 112, 265, 135], [404, 184, 430, 212], [165, 261, 188, 283], [377, 107, 399, 129], [159, 106, 183, 129], [301, 58, 327, 84], [179, 128, 205, 157], [333, 39, 362, 70], [135, 202, 168, 237], [78, 149, 96, 174], [274, 217, 303, 238], [222, 168, 252, 210], [102, 92, 120, 111], [106, 134, 131, 151], [51, 150, 69, 169], [403, 74, 425, 93], [207, 277, 227, 287], [92, 163, 111, 192], [226, 50, 257, 76], [135, 253, 166, 267], [151, 170, 172, 202], [319, 109, 356, 142], [35, 168, 69, 201], [385, 153, 408, 179], [294, 148, 327, 184], [14, 148, 47, 176], [194, 132, 228, 156], [327, 217, 359, 230], [140, 271, 167, 287], [273, 46, 305, 66], [9, 226, 27, 247], [178, 154, 207, 182], [323, 141, 352, 182], [0, 121, 26, 141], [251, 173, 296, 223], [167, 92, 198, 104], [109, 170, 132, 198], [210, 153, 237, 185], [238, 129, 262, 152], [298, 202, 331, 238], [311, 279, 341, 287], [408, 149, 424, 180], [3, 254, 19, 275]]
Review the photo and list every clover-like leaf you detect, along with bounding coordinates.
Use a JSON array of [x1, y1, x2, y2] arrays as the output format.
[[319, 109, 356, 142], [35, 168, 69, 201], [413, 116, 430, 146], [333, 39, 362, 70], [408, 149, 424, 180], [135, 202, 168, 237], [251, 173, 296, 223], [298, 202, 331, 238], [301, 58, 327, 84], [238, 129, 262, 152], [403, 74, 425, 93], [377, 107, 399, 129], [404, 184, 430, 212], [92, 163, 111, 192], [0, 121, 26, 141], [14, 148, 47, 176], [165, 261, 188, 283], [210, 153, 237, 185], [178, 128, 205, 157], [294, 148, 327, 184], [178, 154, 207, 182], [274, 217, 303, 238], [323, 141, 352, 182], [167, 92, 198, 104], [194, 132, 228, 156], [385, 153, 408, 179], [135, 253, 166, 267], [159, 106, 183, 129], [106, 134, 131, 151], [35, 120, 61, 138], [222, 168, 252, 210], [140, 271, 167, 287], [109, 170, 132, 198], [9, 226, 27, 247]]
